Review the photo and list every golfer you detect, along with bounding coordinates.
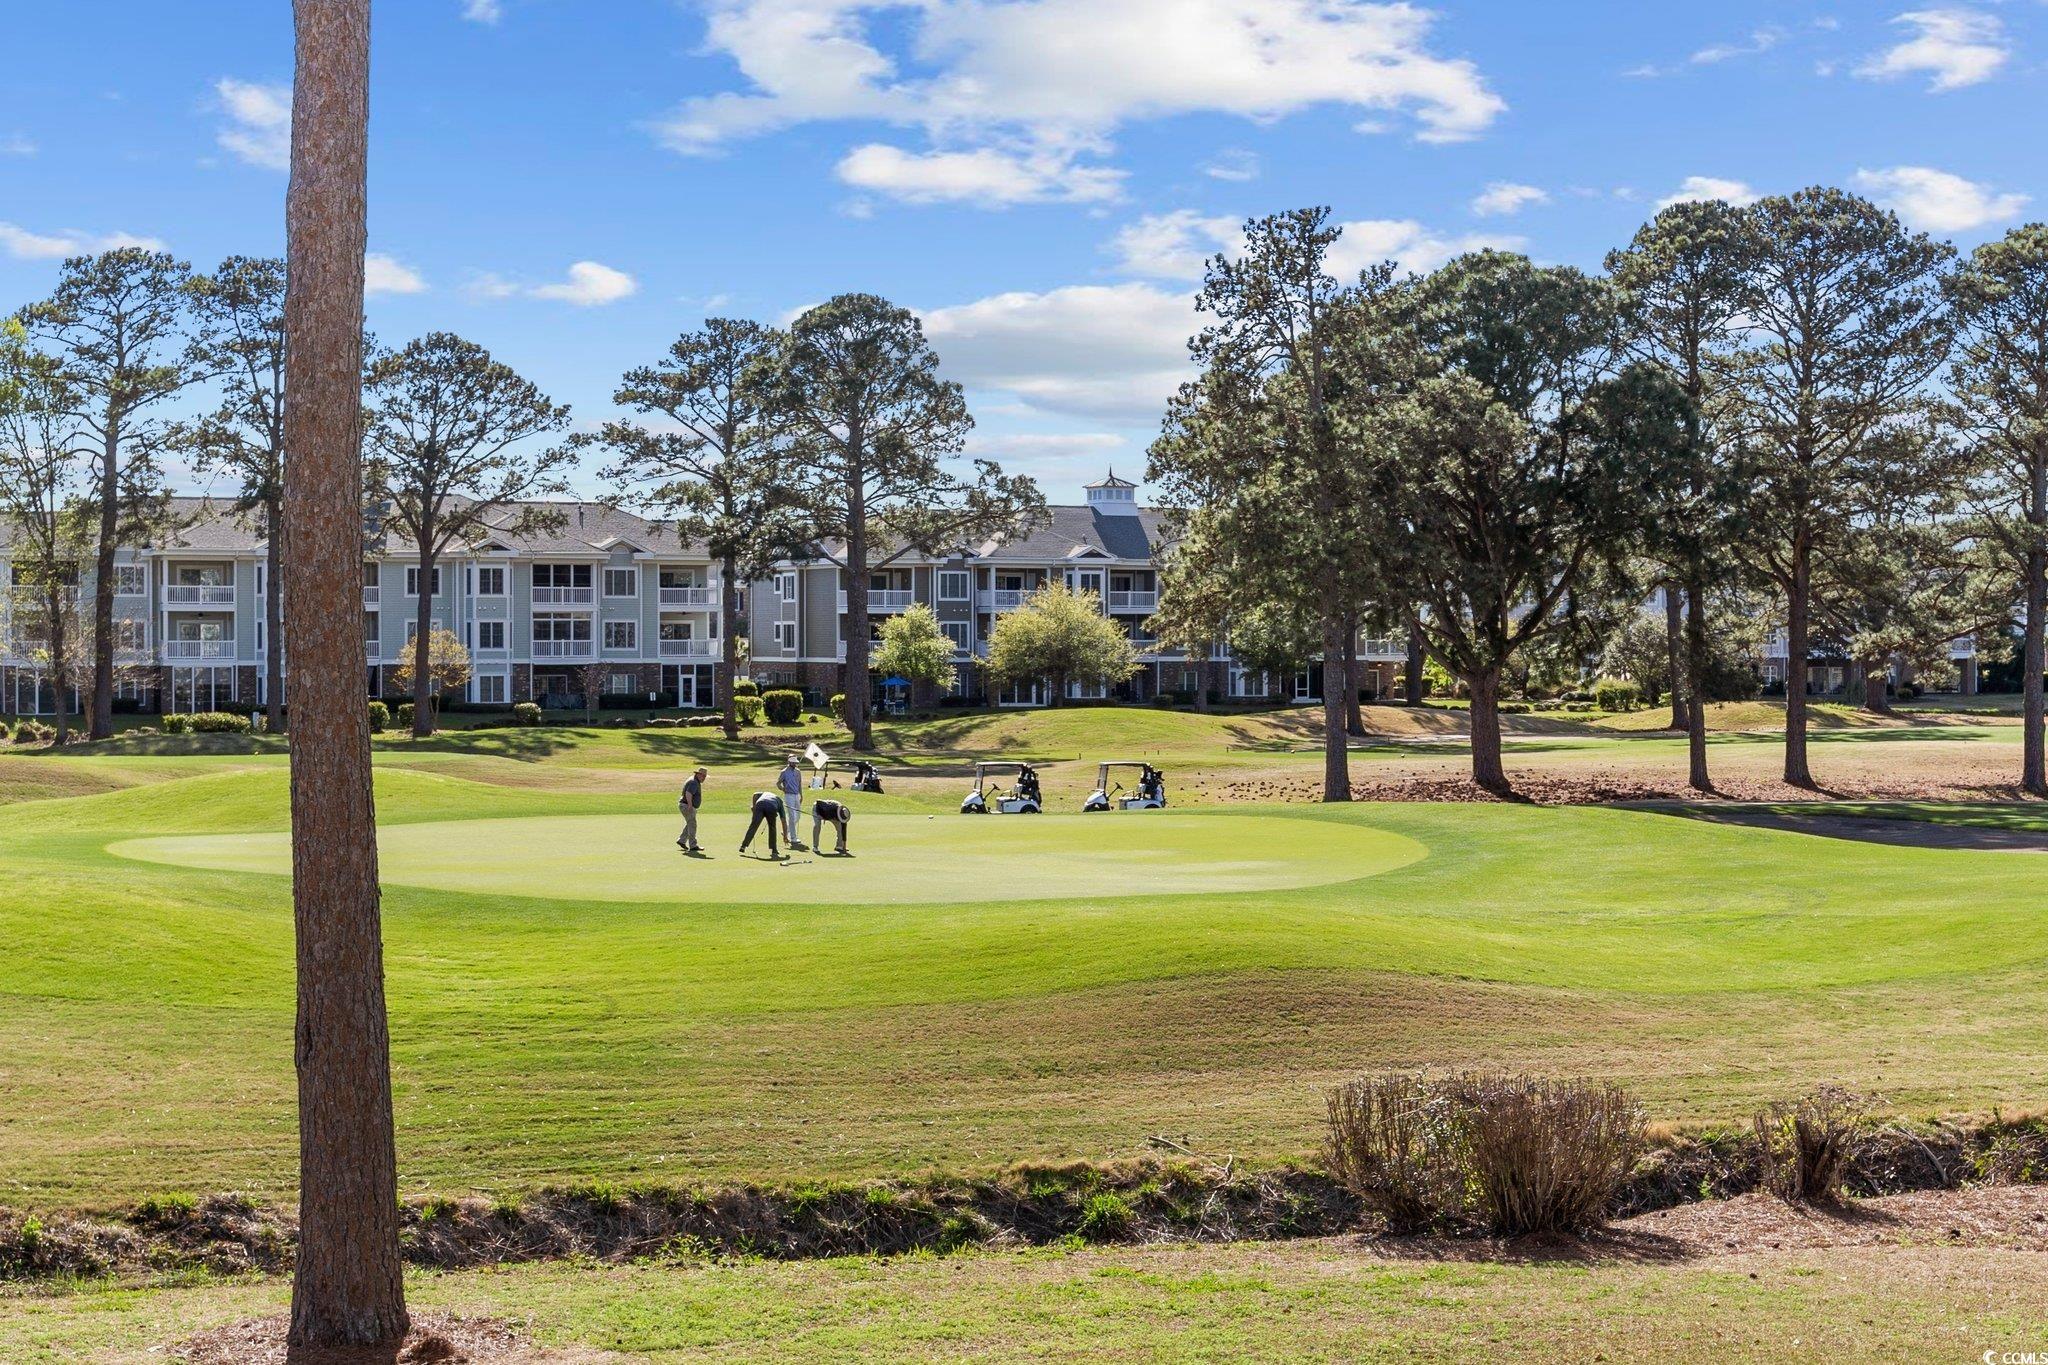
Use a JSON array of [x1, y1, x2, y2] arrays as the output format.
[[676, 766, 706, 854], [739, 790, 785, 859], [811, 798, 852, 854], [777, 754, 806, 848]]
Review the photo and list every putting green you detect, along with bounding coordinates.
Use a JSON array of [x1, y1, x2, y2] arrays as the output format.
[[107, 810, 1425, 905]]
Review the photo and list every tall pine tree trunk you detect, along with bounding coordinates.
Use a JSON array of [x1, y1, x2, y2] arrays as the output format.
[[266, 515, 286, 731], [282, 0, 409, 1351], [1341, 618, 1365, 737], [1405, 618, 1426, 706], [1783, 548, 1814, 787], [1468, 667, 1509, 794], [844, 564, 873, 750], [2024, 540, 2046, 798], [90, 427, 119, 739], [1664, 584, 1686, 730], [1321, 618, 1351, 802], [49, 590, 70, 745], [1684, 571, 1711, 793], [410, 547, 435, 736], [1862, 657, 1895, 717], [720, 554, 742, 740]]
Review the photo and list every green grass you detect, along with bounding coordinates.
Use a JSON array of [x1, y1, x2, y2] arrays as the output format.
[[5, 1238, 2046, 1363]]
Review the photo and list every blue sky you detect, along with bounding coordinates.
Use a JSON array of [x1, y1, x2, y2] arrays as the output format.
[[3, 1, 2044, 501]]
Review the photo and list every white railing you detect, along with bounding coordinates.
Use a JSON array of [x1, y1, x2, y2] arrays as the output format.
[[366, 641, 381, 660], [532, 586, 595, 607], [362, 585, 380, 607], [166, 585, 236, 606], [984, 588, 1034, 612], [868, 589, 914, 612], [1107, 590, 1157, 612], [659, 638, 713, 658], [532, 639, 594, 659], [165, 639, 235, 660], [1361, 637, 1403, 658], [1950, 635, 1976, 659], [660, 586, 714, 608]]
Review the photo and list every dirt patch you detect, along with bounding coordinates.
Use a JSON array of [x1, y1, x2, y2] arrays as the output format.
[[172, 1311, 615, 1364]]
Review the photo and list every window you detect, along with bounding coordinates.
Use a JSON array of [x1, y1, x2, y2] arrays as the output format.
[[605, 673, 637, 696], [939, 570, 969, 601], [603, 620, 637, 650], [604, 567, 638, 598], [405, 565, 441, 597], [476, 673, 508, 705], [775, 571, 797, 601], [113, 565, 146, 596], [474, 565, 506, 596], [773, 621, 797, 650], [533, 563, 593, 589], [112, 619, 146, 650], [941, 621, 969, 652], [533, 614, 591, 643], [475, 621, 506, 651]]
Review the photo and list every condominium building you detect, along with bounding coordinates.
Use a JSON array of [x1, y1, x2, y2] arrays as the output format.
[[0, 498, 729, 714]]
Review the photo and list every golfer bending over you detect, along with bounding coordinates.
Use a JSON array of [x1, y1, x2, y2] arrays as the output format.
[[739, 790, 785, 858], [778, 754, 805, 848], [810, 798, 852, 854], [676, 765, 706, 854]]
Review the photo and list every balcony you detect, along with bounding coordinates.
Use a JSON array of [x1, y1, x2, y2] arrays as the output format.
[[532, 639, 594, 659], [1361, 637, 1403, 659], [532, 586, 595, 607], [165, 639, 236, 660], [165, 584, 236, 607], [365, 640, 381, 660], [660, 585, 715, 608], [983, 588, 1035, 612], [658, 637, 714, 659], [362, 584, 380, 607], [835, 589, 916, 613], [1107, 590, 1158, 612]]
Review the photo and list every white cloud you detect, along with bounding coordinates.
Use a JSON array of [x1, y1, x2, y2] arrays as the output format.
[[836, 142, 1124, 206], [365, 253, 428, 296], [1690, 26, 1783, 65], [1856, 8, 2008, 92], [1470, 181, 1549, 217], [472, 261, 638, 306], [1854, 165, 2028, 233], [0, 222, 166, 261], [214, 78, 291, 171], [463, 0, 503, 21], [1, 134, 35, 157], [965, 431, 1132, 487], [921, 282, 1197, 422], [1202, 148, 1261, 182], [1655, 176, 1760, 210], [657, 0, 1503, 206], [1110, 210, 1519, 283]]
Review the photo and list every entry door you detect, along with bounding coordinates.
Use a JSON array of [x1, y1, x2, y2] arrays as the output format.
[[1069, 569, 1105, 600]]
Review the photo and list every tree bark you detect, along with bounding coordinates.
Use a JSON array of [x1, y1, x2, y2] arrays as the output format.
[[1684, 571, 1711, 793], [2024, 459, 2046, 798], [1341, 619, 1365, 737], [90, 427, 118, 739], [1783, 548, 1814, 787], [1405, 618, 1426, 706], [720, 554, 741, 740], [1467, 667, 1509, 794], [266, 513, 286, 731], [1664, 584, 1686, 730], [49, 591, 69, 745], [411, 546, 434, 736], [843, 467, 874, 750], [1321, 618, 1351, 802], [1861, 657, 1895, 717], [283, 0, 410, 1353]]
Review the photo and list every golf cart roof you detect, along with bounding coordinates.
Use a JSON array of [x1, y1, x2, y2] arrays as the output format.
[[975, 761, 1035, 775], [1096, 760, 1157, 771]]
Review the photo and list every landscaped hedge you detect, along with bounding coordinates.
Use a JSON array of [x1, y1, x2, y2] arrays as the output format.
[[165, 712, 253, 735], [1591, 677, 1642, 712], [511, 702, 542, 727], [367, 700, 390, 732], [732, 679, 760, 698], [733, 695, 764, 726], [762, 688, 804, 724]]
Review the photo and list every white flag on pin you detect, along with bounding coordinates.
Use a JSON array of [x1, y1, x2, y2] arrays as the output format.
[[804, 741, 830, 770]]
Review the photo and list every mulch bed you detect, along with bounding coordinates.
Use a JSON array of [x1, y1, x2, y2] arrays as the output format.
[[173, 1310, 613, 1364]]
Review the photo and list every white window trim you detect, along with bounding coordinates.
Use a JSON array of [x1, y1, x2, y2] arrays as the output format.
[[603, 568, 638, 599], [474, 565, 507, 597], [405, 566, 441, 598], [938, 570, 969, 601], [603, 620, 638, 651]]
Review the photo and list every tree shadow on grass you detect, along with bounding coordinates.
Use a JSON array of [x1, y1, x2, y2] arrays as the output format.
[[1635, 802, 2048, 851]]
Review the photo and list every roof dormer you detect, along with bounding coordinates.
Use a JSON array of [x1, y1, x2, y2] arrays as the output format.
[[1085, 468, 1140, 517]]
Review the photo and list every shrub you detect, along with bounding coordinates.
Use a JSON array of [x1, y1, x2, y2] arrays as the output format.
[[1590, 677, 1641, 712], [160, 713, 193, 735], [1449, 1072, 1644, 1236], [733, 695, 764, 726], [395, 702, 416, 732], [1753, 1085, 1866, 1205], [1323, 1071, 1643, 1237], [732, 678, 760, 697], [186, 711, 253, 734], [11, 720, 56, 745], [510, 701, 542, 727], [367, 700, 390, 732], [762, 688, 804, 725], [828, 692, 847, 719], [1323, 1073, 1465, 1233]]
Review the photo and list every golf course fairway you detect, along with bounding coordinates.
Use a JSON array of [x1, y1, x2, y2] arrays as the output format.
[[108, 809, 1428, 904]]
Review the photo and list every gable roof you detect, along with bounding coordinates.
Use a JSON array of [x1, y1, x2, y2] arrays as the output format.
[[973, 504, 1169, 562]]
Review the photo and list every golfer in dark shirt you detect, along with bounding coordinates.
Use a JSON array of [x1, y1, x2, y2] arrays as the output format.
[[739, 791, 784, 858], [677, 766, 706, 853], [811, 798, 852, 854]]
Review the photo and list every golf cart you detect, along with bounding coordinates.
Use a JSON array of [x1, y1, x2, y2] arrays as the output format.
[[814, 759, 885, 794], [961, 761, 1043, 815], [1082, 761, 1167, 812]]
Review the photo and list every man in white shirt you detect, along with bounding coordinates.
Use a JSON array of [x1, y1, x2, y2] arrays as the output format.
[[777, 754, 806, 849]]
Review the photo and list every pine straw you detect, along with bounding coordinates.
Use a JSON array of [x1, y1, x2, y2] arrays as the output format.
[[171, 1310, 617, 1364]]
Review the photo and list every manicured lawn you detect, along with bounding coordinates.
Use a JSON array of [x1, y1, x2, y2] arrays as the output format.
[[5, 1237, 2046, 1363], [6, 710, 2048, 1210]]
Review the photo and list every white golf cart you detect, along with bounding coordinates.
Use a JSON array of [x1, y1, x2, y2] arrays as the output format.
[[1082, 760, 1167, 812], [961, 761, 1043, 814]]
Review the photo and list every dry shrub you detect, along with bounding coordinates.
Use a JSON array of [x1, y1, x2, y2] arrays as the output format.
[[1323, 1071, 1645, 1237], [1322, 1073, 1463, 1233], [1447, 1072, 1645, 1236], [1754, 1085, 1866, 1204]]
